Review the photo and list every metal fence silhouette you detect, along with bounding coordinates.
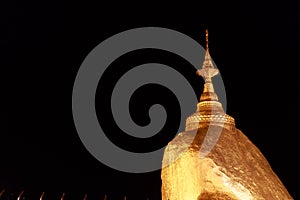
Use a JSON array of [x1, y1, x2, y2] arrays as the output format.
[[0, 189, 151, 200]]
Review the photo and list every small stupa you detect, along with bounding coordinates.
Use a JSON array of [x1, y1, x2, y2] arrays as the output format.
[[161, 30, 293, 200]]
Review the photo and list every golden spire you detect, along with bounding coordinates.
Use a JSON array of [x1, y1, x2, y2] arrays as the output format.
[[184, 29, 235, 131], [206, 29, 209, 51], [196, 29, 219, 84]]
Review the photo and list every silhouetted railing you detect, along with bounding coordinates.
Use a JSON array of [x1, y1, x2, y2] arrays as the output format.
[[0, 189, 149, 200]]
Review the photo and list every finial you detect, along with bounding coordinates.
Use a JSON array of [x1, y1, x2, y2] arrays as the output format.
[[206, 29, 209, 51], [197, 29, 219, 83]]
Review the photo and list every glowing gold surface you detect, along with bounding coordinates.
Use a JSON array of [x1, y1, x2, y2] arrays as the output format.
[[161, 126, 293, 199]]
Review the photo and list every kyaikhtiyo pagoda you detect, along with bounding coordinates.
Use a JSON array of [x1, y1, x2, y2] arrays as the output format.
[[161, 30, 293, 200]]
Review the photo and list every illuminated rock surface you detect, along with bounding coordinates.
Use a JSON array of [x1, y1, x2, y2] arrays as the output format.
[[161, 30, 293, 200], [161, 126, 293, 200]]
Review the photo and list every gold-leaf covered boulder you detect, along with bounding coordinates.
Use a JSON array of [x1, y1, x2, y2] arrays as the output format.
[[161, 30, 293, 200], [161, 126, 292, 199]]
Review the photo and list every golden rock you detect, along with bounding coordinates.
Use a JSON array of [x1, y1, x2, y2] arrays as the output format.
[[161, 126, 293, 199], [161, 30, 293, 200]]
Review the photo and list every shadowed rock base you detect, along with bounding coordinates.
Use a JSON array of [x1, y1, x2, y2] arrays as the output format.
[[197, 191, 237, 200]]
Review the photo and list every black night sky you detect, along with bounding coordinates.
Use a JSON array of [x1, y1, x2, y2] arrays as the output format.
[[4, 1, 300, 199]]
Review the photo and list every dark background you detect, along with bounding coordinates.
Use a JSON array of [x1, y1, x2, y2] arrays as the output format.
[[3, 1, 300, 199]]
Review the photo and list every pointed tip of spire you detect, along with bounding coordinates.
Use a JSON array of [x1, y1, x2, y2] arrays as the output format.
[[197, 29, 219, 81], [205, 29, 209, 51]]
